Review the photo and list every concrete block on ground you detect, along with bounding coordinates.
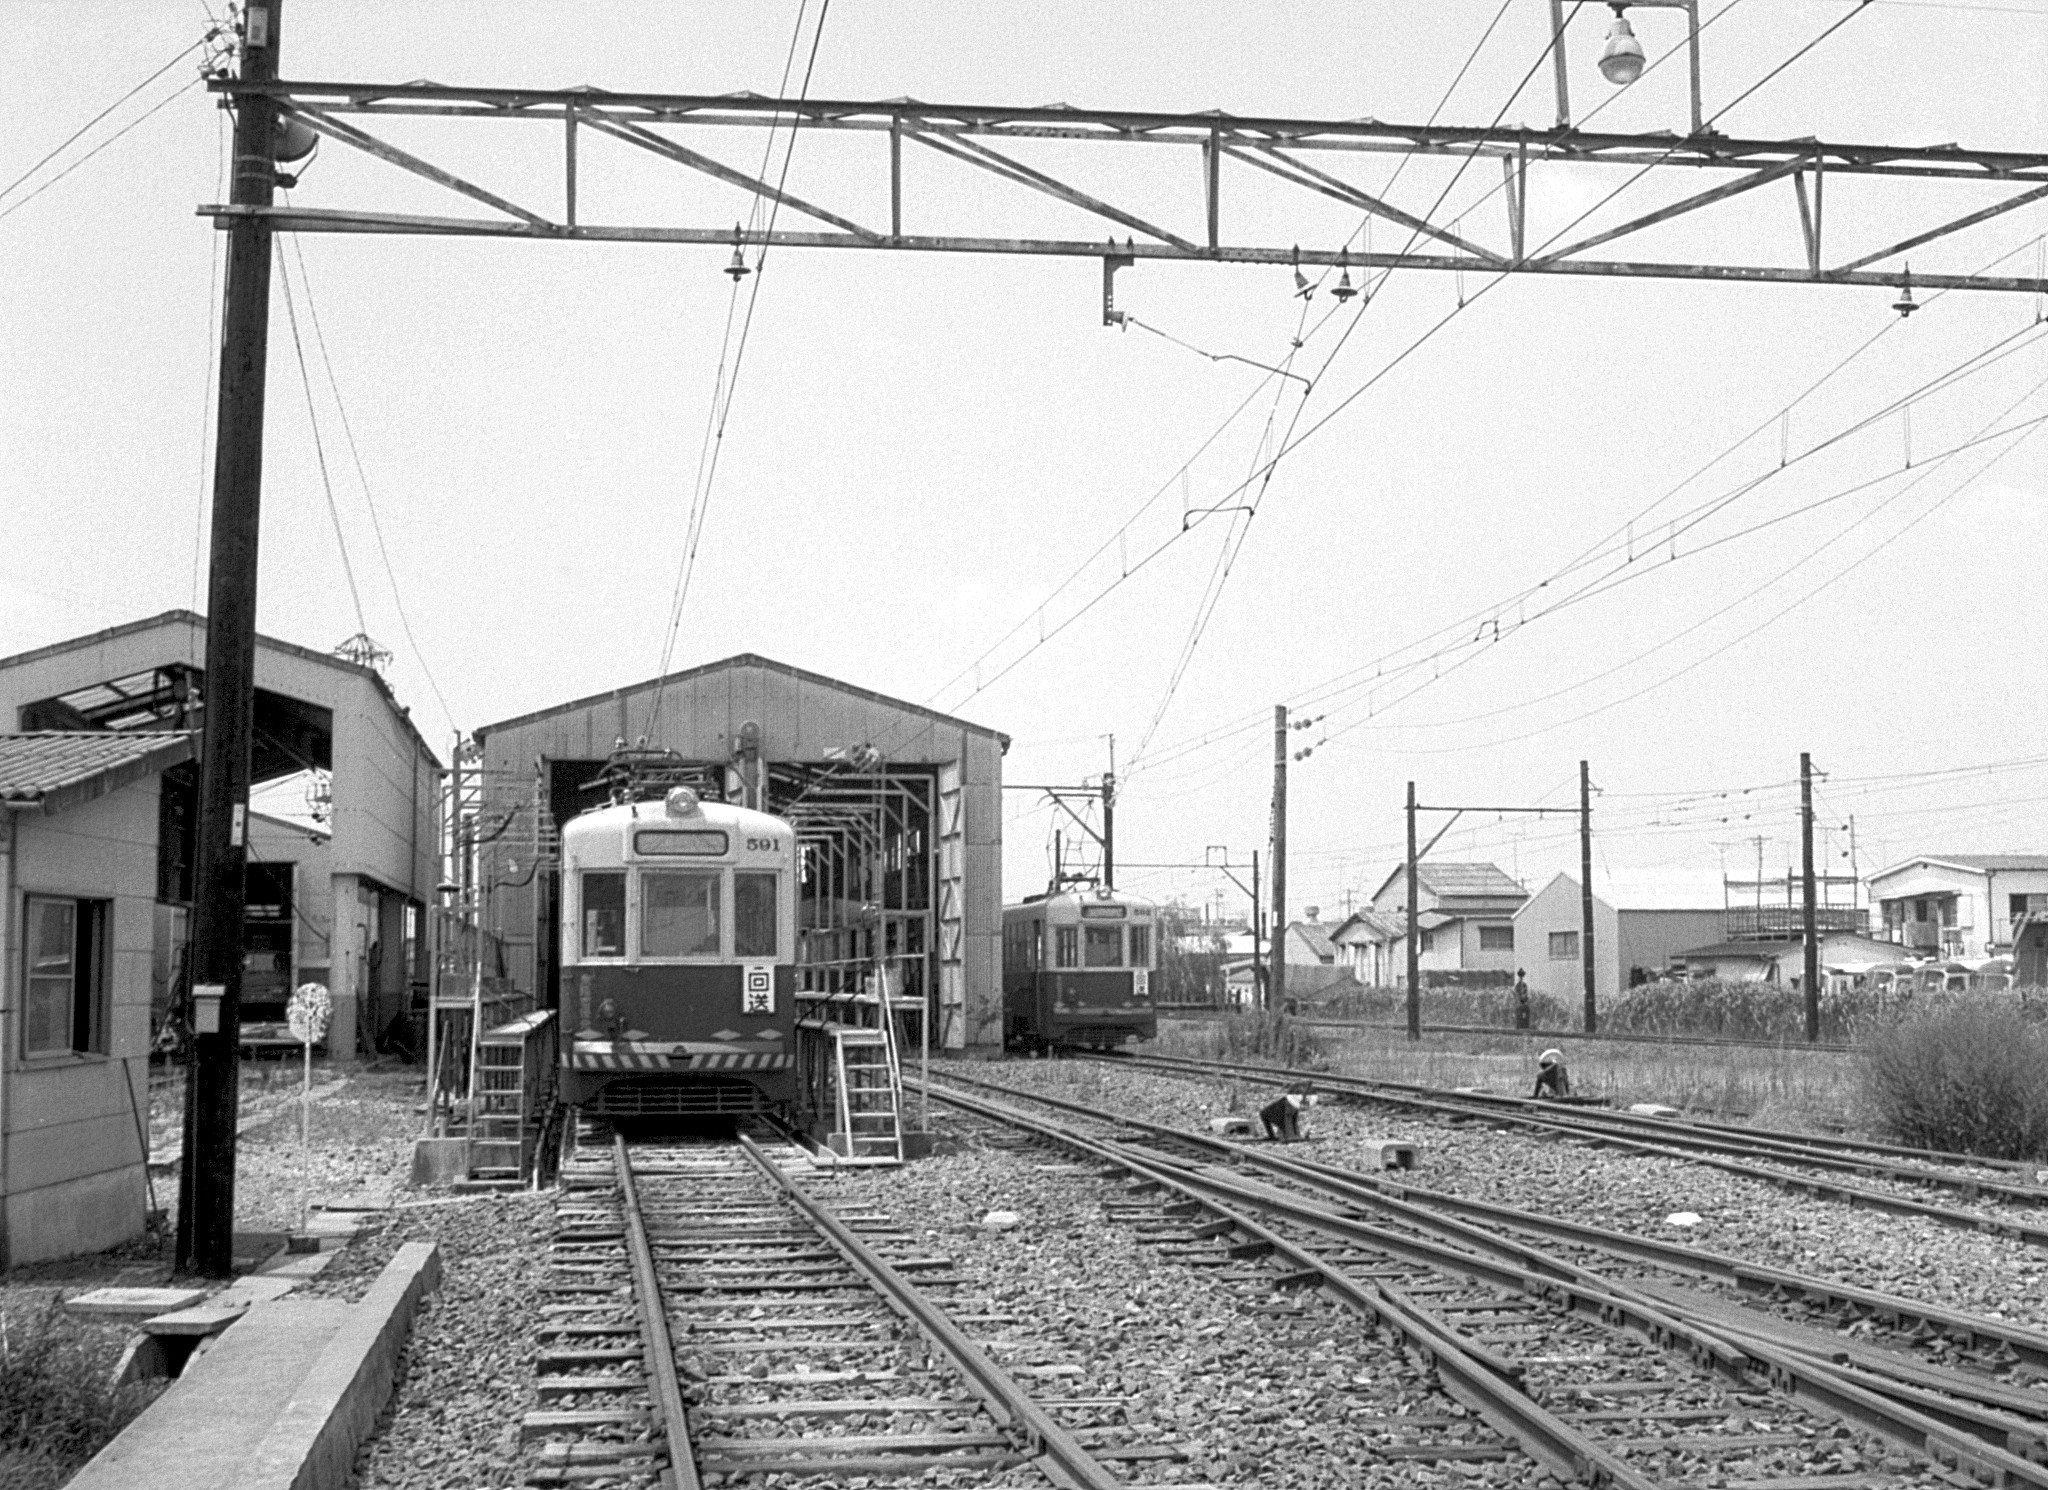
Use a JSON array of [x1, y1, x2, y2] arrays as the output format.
[[1208, 1116, 1259, 1137], [65, 1287, 205, 1319], [1361, 1138, 1422, 1170], [1628, 1102, 1683, 1118], [408, 1137, 468, 1187], [142, 1302, 249, 1338]]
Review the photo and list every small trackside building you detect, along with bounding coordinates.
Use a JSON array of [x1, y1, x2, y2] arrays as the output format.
[[1866, 854, 2048, 960], [0, 732, 195, 1266], [1513, 873, 1724, 1008], [473, 654, 1008, 1052]]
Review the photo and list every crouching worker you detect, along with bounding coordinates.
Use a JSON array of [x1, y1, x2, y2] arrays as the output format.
[[1532, 1048, 1571, 1100], [1260, 1085, 1317, 1141]]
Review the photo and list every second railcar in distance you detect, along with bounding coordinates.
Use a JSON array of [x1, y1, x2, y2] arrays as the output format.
[[558, 786, 798, 1117], [1001, 886, 1158, 1050]]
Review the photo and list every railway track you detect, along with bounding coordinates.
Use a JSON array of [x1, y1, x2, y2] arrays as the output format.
[[523, 1126, 1155, 1487], [1085, 1048, 2048, 1246], [924, 1070, 2048, 1489]]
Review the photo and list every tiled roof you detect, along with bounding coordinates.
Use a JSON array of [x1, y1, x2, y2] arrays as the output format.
[[0, 732, 194, 815], [1288, 922, 1339, 961], [1418, 862, 1528, 898]]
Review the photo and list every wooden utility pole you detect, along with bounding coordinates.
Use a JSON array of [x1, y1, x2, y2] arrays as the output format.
[[1405, 780, 1421, 1042], [1270, 705, 1287, 1013], [1801, 751, 1820, 1043], [1250, 850, 1262, 1008], [1579, 760, 1596, 1034], [177, 1, 284, 1279]]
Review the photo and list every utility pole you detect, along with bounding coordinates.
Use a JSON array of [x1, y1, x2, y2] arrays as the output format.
[[1406, 781, 1420, 1042], [1250, 850, 1262, 1010], [1101, 735, 1115, 890], [1270, 705, 1287, 1013], [1801, 751, 1820, 1043], [177, 0, 284, 1280], [1580, 760, 1596, 1034]]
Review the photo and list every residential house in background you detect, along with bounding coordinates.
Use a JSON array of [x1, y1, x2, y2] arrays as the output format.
[[1328, 908, 1402, 985], [1284, 912, 1338, 967], [1513, 873, 1723, 1007], [1675, 931, 1912, 985], [1867, 855, 2048, 960], [1368, 862, 1528, 982]]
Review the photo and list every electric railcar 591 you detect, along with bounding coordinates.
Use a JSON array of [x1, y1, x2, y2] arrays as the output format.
[[559, 786, 798, 1116], [1001, 886, 1158, 1050]]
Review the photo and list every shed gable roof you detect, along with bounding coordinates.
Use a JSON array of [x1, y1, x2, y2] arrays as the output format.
[[1871, 853, 2048, 881], [0, 732, 195, 815], [475, 651, 1008, 749]]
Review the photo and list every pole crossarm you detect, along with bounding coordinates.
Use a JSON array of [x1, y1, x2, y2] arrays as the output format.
[[208, 80, 2048, 296]]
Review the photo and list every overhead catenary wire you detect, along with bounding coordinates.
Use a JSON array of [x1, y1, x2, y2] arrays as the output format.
[[279, 210, 458, 737], [646, 0, 832, 741], [0, 26, 220, 208], [275, 252, 371, 641]]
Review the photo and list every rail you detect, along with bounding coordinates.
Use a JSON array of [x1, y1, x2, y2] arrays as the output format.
[[1089, 1047, 2048, 1242], [613, 1134, 702, 1490], [920, 1072, 2048, 1487], [733, 1131, 1124, 1489]]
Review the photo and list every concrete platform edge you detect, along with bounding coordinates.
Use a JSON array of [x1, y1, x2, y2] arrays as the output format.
[[245, 1240, 444, 1490]]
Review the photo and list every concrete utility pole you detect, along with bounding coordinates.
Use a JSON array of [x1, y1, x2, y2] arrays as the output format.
[[1580, 760, 1597, 1034], [1405, 781, 1420, 1042], [1802, 751, 1820, 1043], [178, 0, 284, 1280], [1270, 705, 1287, 1013]]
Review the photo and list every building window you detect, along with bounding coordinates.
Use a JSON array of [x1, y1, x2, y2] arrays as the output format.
[[1054, 926, 1078, 968], [24, 896, 108, 1057], [1548, 930, 1579, 961], [1479, 925, 1514, 951]]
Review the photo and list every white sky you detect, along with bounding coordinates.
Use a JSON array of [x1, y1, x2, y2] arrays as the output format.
[[5, 0, 2045, 923]]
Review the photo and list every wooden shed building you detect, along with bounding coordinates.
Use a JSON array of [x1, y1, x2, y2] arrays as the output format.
[[473, 655, 1008, 1051]]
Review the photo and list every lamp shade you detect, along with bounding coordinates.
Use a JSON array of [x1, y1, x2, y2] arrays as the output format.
[[1598, 15, 1647, 85]]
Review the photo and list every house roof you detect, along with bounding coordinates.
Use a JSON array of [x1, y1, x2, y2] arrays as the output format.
[[476, 652, 1008, 749], [1288, 921, 1338, 961], [0, 731, 195, 815], [1677, 933, 1903, 962], [1871, 853, 2048, 881], [1329, 909, 1401, 942], [1369, 860, 1527, 905]]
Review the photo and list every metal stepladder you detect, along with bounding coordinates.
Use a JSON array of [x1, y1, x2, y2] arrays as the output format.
[[467, 1010, 555, 1184], [828, 980, 906, 1165]]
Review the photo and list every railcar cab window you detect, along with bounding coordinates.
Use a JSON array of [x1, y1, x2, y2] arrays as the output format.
[[643, 872, 720, 957], [582, 872, 626, 958], [1084, 926, 1121, 967], [1054, 925, 1078, 968], [1128, 924, 1151, 968], [734, 872, 778, 958]]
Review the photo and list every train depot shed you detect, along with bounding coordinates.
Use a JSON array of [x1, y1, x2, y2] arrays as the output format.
[[473, 654, 1008, 1052], [0, 612, 441, 1065]]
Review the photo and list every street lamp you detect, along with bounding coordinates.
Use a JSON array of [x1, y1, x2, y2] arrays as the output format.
[[1598, 7, 1648, 86]]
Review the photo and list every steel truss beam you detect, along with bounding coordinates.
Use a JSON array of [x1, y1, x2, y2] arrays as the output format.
[[204, 80, 2048, 296]]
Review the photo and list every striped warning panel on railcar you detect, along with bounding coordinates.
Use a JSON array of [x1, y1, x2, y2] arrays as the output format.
[[571, 1042, 792, 1072]]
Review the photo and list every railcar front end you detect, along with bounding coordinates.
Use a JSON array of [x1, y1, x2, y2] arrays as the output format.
[[1002, 886, 1158, 1049], [558, 787, 798, 1117]]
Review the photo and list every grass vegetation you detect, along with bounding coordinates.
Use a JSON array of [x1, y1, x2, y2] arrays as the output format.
[[1862, 1001, 2048, 1159], [0, 1298, 163, 1490]]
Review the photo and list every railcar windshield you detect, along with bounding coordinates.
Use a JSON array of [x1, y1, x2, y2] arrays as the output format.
[[642, 871, 720, 957], [583, 872, 625, 957], [734, 871, 778, 958], [1084, 926, 1122, 967]]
